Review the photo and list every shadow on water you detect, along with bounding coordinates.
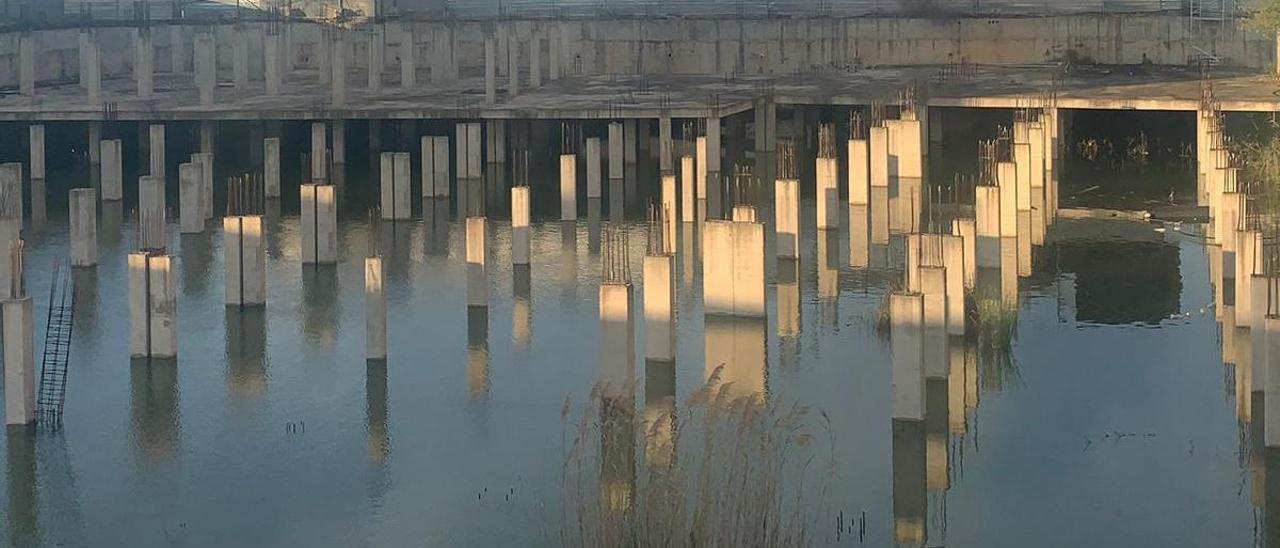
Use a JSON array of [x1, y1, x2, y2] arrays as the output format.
[[129, 358, 180, 465], [225, 307, 268, 404], [300, 265, 340, 350]]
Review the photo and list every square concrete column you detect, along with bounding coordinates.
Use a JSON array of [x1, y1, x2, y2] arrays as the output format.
[[624, 120, 637, 164], [264, 137, 280, 198], [332, 119, 346, 165], [952, 218, 977, 290], [890, 292, 924, 421], [705, 117, 721, 176], [660, 174, 677, 252], [18, 34, 35, 97], [681, 155, 695, 222], [816, 156, 838, 230], [560, 153, 577, 220], [128, 253, 177, 359], [422, 135, 450, 198], [101, 139, 123, 201], [530, 32, 542, 88], [85, 40, 102, 106], [225, 216, 266, 307], [870, 126, 889, 189], [486, 120, 506, 164], [170, 24, 184, 73], [331, 31, 347, 106], [644, 253, 675, 361], [366, 255, 386, 361], [300, 183, 337, 264], [775, 178, 799, 259], [658, 116, 673, 174], [0, 163, 23, 227], [702, 218, 766, 318], [233, 25, 250, 89], [484, 35, 496, 104], [466, 217, 488, 308], [608, 122, 623, 180], [178, 162, 204, 234], [507, 32, 519, 97], [997, 162, 1018, 238], [195, 32, 216, 105], [512, 186, 530, 265], [400, 25, 416, 88], [586, 137, 602, 199], [192, 152, 214, 220], [138, 175, 166, 250], [849, 138, 869, 205], [4, 295, 34, 425], [136, 29, 153, 98], [311, 122, 328, 183], [70, 188, 97, 267], [368, 26, 384, 92], [28, 124, 44, 183], [379, 152, 411, 220], [87, 122, 101, 167], [0, 217, 17, 299], [265, 32, 282, 95], [149, 124, 165, 179]]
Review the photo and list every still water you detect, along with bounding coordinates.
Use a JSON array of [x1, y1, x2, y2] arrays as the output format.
[[0, 122, 1265, 547]]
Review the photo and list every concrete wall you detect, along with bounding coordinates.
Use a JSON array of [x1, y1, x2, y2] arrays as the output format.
[[0, 14, 1271, 89]]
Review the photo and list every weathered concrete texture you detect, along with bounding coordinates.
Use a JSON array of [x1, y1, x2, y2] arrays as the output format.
[[311, 122, 328, 183], [660, 174, 677, 253], [300, 183, 337, 264], [643, 253, 675, 362], [179, 162, 203, 234], [848, 138, 869, 205], [192, 152, 214, 220], [422, 135, 450, 198], [891, 292, 924, 421], [366, 255, 386, 361], [69, 188, 97, 267], [138, 175, 166, 251], [0, 164, 21, 228], [703, 218, 766, 318], [816, 156, 838, 230], [128, 253, 177, 359], [28, 124, 44, 182], [4, 295, 34, 425], [586, 137, 602, 199], [225, 216, 267, 307], [512, 186, 531, 265], [100, 139, 123, 201], [466, 217, 488, 308], [680, 155, 695, 223], [379, 152, 412, 220], [775, 178, 799, 260], [264, 137, 281, 198], [560, 153, 577, 221], [608, 122, 623, 180], [869, 126, 889, 189]]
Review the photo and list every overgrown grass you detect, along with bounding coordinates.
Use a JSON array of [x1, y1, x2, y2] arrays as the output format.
[[1235, 121, 1280, 216], [560, 369, 836, 548]]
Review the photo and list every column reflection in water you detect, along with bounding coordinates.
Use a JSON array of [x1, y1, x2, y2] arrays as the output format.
[[777, 258, 801, 370], [467, 307, 490, 400], [644, 357, 676, 469], [817, 228, 839, 329], [599, 274, 635, 511], [513, 264, 532, 355], [588, 198, 602, 254], [129, 359, 181, 464], [301, 265, 340, 349], [704, 316, 768, 403], [224, 307, 267, 403], [681, 222, 697, 291], [892, 419, 926, 546], [264, 197, 284, 259], [379, 219, 413, 283], [6, 429, 36, 548], [871, 186, 891, 268], [179, 232, 213, 295], [849, 204, 869, 269], [559, 221, 579, 308], [101, 200, 125, 249], [609, 178, 624, 223], [72, 268, 98, 344], [423, 198, 451, 257], [366, 359, 389, 465], [1267, 447, 1280, 548]]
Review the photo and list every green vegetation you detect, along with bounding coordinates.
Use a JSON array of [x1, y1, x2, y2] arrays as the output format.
[[1245, 0, 1280, 34]]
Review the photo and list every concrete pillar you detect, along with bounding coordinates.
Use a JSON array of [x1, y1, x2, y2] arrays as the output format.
[[624, 120, 638, 164], [85, 40, 101, 106], [232, 26, 249, 89], [586, 137, 602, 199], [816, 156, 838, 230], [366, 255, 386, 361], [368, 26, 384, 92], [192, 152, 214, 220], [0, 164, 22, 228], [466, 217, 488, 308], [379, 152, 411, 220], [705, 117, 721, 177], [560, 153, 577, 220], [28, 126, 44, 210], [136, 29, 153, 98], [87, 123, 101, 168], [79, 30, 91, 87], [264, 138, 280, 198], [681, 155, 695, 223], [4, 295, 34, 425], [644, 253, 675, 362], [849, 138, 869, 206], [265, 32, 282, 95], [128, 253, 177, 359], [512, 186, 531, 265], [485, 120, 506, 164], [658, 117, 673, 174], [754, 99, 776, 153], [702, 218, 766, 318], [170, 24, 184, 73], [311, 122, 328, 183], [849, 205, 869, 269], [942, 235, 965, 335], [179, 162, 204, 234], [776, 178, 799, 260], [1237, 230, 1259, 324], [70, 188, 97, 267], [548, 24, 560, 80], [661, 174, 677, 253], [507, 30, 519, 97], [423, 135, 449, 198], [300, 184, 337, 264], [464, 122, 482, 179], [1267, 316, 1280, 446], [484, 35, 497, 104], [195, 32, 215, 106], [974, 186, 1001, 269], [608, 122, 624, 181], [18, 34, 35, 96], [695, 136, 708, 207], [890, 292, 924, 421], [224, 215, 266, 307], [920, 266, 948, 381], [870, 126, 889, 189], [331, 31, 347, 106], [101, 139, 122, 201], [401, 25, 416, 89], [530, 32, 542, 87], [997, 162, 1018, 238], [148, 124, 165, 179], [894, 119, 922, 179], [319, 28, 332, 85], [138, 175, 166, 250]]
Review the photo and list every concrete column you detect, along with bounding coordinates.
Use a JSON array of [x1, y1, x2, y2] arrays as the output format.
[[974, 186, 1001, 269], [920, 267, 948, 381], [644, 254, 675, 362], [870, 126, 889, 189], [195, 32, 215, 106], [225, 216, 266, 307], [86, 40, 101, 106], [695, 136, 708, 207], [332, 119, 346, 165], [849, 205, 868, 269], [775, 178, 799, 259], [330, 31, 347, 106], [608, 122, 624, 181], [138, 175, 166, 250], [507, 29, 519, 97], [997, 162, 1018, 239], [366, 255, 386, 361], [79, 31, 91, 87], [129, 253, 177, 359], [586, 137, 602, 199], [200, 120, 215, 154], [311, 122, 328, 183], [681, 155, 695, 223], [179, 162, 204, 234], [0, 164, 22, 228], [136, 29, 153, 98], [422, 135, 450, 198], [1236, 230, 1259, 323], [400, 25, 416, 88], [890, 292, 924, 421], [560, 153, 577, 220], [18, 34, 35, 97], [368, 26, 384, 92], [169, 24, 184, 73], [702, 218, 766, 318], [319, 28, 332, 85], [952, 219, 976, 290], [265, 32, 282, 95], [0, 220, 16, 304], [379, 152, 411, 220], [661, 174, 677, 253], [942, 235, 965, 336], [466, 217, 488, 308], [895, 118, 923, 179], [232, 25, 250, 89], [69, 188, 97, 267], [816, 156, 838, 230], [849, 138, 869, 206], [87, 122, 101, 168], [530, 32, 542, 88], [658, 117, 673, 174], [264, 137, 280, 198], [1267, 316, 1280, 446], [754, 100, 776, 153], [599, 281, 636, 391], [466, 122, 482, 179], [624, 120, 638, 164], [28, 124, 44, 187], [548, 24, 560, 80], [4, 295, 34, 425], [300, 184, 337, 264], [149, 124, 165, 179], [192, 152, 214, 220], [485, 120, 506, 164], [512, 186, 531, 265], [484, 35, 497, 104], [101, 139, 122, 201]]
